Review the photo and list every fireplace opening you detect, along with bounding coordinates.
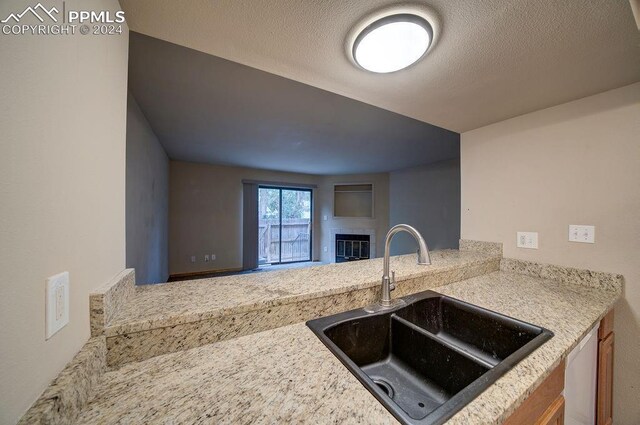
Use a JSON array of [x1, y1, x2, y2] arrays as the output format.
[[335, 234, 370, 263]]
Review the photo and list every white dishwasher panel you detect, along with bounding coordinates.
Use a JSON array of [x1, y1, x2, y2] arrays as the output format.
[[564, 324, 599, 425]]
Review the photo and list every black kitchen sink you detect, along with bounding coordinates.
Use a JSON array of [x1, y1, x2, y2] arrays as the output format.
[[306, 291, 553, 425]]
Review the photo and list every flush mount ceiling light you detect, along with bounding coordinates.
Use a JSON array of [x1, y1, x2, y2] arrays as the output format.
[[347, 6, 439, 74]]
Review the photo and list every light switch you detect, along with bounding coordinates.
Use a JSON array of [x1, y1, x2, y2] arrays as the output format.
[[323, 246, 328, 253], [569, 225, 595, 243], [517, 232, 538, 249], [46, 272, 69, 339]]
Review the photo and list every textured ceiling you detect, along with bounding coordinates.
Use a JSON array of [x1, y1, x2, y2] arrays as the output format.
[[128, 32, 459, 175], [120, 0, 640, 132]]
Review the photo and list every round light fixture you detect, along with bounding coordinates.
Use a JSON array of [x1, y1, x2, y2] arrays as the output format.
[[352, 14, 433, 73]]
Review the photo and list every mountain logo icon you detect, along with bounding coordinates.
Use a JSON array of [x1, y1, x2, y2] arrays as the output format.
[[2, 3, 59, 23]]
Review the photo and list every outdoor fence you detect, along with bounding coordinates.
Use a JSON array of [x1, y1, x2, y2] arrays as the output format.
[[258, 218, 311, 263]]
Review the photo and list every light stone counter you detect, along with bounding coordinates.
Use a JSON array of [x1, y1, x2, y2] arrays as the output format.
[[106, 250, 499, 335], [101, 250, 501, 367], [76, 270, 621, 424]]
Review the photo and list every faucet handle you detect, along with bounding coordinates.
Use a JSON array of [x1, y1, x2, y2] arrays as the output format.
[[389, 271, 396, 291]]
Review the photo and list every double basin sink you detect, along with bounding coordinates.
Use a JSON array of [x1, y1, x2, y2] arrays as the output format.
[[307, 290, 553, 424]]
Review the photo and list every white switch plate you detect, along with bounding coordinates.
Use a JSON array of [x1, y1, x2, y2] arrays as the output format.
[[190, 255, 196, 263], [517, 232, 538, 249], [204, 255, 210, 262], [323, 246, 328, 253], [323, 215, 328, 221], [211, 254, 216, 261], [569, 225, 595, 243], [46, 272, 69, 339]]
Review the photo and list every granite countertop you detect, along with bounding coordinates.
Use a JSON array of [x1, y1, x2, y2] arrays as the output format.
[[106, 250, 499, 335], [76, 270, 620, 424]]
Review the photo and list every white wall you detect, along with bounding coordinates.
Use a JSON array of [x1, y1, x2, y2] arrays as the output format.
[[0, 1, 129, 423], [461, 83, 640, 424], [126, 94, 169, 284], [168, 162, 392, 274], [389, 159, 460, 255], [169, 161, 320, 275]]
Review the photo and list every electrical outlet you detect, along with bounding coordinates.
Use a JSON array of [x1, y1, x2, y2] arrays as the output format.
[[204, 255, 210, 262], [190, 255, 196, 263], [211, 254, 216, 261], [46, 272, 69, 339], [569, 225, 595, 243], [517, 232, 538, 249]]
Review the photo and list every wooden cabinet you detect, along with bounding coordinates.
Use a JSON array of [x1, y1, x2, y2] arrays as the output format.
[[504, 361, 565, 425], [507, 308, 615, 425], [597, 310, 615, 425], [536, 396, 565, 425]]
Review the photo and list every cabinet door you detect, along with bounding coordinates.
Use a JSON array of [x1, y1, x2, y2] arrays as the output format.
[[597, 332, 614, 425], [536, 395, 565, 425], [504, 361, 565, 425]]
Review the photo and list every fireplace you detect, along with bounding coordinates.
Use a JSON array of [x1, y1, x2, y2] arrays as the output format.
[[335, 234, 370, 263]]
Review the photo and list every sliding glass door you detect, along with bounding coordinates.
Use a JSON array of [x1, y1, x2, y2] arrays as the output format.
[[258, 187, 312, 264]]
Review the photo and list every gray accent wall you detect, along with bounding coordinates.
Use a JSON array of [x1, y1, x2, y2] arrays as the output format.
[[389, 159, 461, 255], [126, 93, 170, 284]]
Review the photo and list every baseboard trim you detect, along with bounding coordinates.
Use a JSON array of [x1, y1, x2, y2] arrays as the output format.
[[169, 267, 243, 280]]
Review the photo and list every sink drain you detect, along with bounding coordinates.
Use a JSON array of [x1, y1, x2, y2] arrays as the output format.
[[373, 379, 394, 398]]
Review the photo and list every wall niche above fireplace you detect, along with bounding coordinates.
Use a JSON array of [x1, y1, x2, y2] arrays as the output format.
[[333, 183, 374, 218]]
